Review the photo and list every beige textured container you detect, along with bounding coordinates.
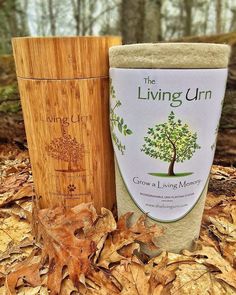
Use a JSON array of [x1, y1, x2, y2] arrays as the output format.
[[12, 36, 121, 211], [109, 43, 230, 253]]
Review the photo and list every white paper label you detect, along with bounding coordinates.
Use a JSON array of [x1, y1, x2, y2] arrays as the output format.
[[110, 68, 228, 222]]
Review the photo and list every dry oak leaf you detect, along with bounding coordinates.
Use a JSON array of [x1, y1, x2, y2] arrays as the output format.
[[37, 203, 98, 295], [219, 241, 236, 268], [0, 171, 29, 195], [0, 237, 34, 265], [85, 268, 122, 294], [170, 263, 234, 295], [5, 251, 41, 295], [0, 286, 7, 295], [112, 260, 150, 295], [0, 184, 34, 209], [5, 203, 100, 295], [148, 254, 176, 288], [83, 207, 116, 243], [204, 192, 225, 210], [1, 199, 33, 223], [17, 286, 45, 295], [118, 242, 140, 258], [17, 198, 33, 213], [148, 251, 195, 269], [210, 165, 231, 180], [230, 205, 236, 224], [209, 215, 236, 242], [0, 215, 31, 253], [183, 245, 236, 289], [199, 232, 220, 252], [82, 207, 117, 263], [98, 213, 162, 268], [210, 165, 236, 182], [59, 276, 78, 295], [11, 282, 49, 295]]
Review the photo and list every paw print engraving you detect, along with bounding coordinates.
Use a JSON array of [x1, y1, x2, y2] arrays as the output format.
[[67, 184, 76, 192]]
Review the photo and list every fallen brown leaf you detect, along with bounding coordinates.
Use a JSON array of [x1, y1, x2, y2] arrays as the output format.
[[112, 260, 150, 295], [171, 263, 224, 295], [37, 203, 97, 295], [183, 245, 236, 289], [0, 214, 32, 253], [0, 147, 236, 295], [209, 215, 236, 242], [98, 213, 162, 268], [5, 252, 41, 294]]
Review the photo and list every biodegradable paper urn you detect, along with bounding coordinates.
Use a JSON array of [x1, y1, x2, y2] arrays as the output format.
[[109, 42, 230, 253]]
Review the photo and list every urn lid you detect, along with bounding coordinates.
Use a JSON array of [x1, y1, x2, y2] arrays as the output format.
[[109, 43, 230, 69], [12, 36, 121, 79]]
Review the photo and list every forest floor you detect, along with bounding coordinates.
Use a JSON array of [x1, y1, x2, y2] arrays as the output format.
[[0, 142, 236, 294], [0, 52, 236, 294]]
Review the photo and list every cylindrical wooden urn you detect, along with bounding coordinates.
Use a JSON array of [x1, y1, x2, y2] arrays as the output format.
[[12, 36, 121, 210]]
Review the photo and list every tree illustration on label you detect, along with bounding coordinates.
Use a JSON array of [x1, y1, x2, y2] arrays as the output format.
[[46, 123, 85, 172], [110, 79, 133, 155], [211, 123, 219, 151], [141, 111, 201, 177]]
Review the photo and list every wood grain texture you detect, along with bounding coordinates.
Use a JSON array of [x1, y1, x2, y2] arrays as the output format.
[[18, 77, 116, 210], [12, 36, 121, 210], [12, 36, 121, 79]]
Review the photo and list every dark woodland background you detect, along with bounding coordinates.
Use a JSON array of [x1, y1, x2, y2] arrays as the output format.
[[0, 0, 236, 166]]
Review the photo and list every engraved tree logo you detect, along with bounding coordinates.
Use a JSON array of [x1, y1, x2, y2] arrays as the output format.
[[141, 111, 201, 177], [46, 123, 85, 172]]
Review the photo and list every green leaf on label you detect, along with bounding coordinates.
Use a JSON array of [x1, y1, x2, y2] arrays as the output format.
[[118, 123, 122, 133], [109, 80, 133, 155]]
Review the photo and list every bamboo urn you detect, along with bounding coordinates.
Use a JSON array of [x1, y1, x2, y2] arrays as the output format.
[[12, 36, 121, 210]]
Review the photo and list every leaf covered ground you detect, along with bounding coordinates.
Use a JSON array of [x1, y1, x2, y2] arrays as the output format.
[[0, 144, 236, 295]]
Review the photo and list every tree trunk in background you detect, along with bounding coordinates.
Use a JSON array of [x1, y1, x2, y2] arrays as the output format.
[[203, 2, 210, 34], [88, 0, 93, 35], [136, 0, 145, 43], [0, 0, 30, 53], [171, 32, 236, 161], [121, 0, 136, 44], [36, 0, 46, 36], [88, 0, 96, 35], [216, 0, 222, 34], [71, 0, 81, 35], [19, 0, 29, 35], [183, 0, 192, 36], [156, 0, 162, 40], [99, 1, 120, 36], [230, 7, 236, 32], [144, 0, 162, 42], [81, 0, 86, 35], [121, 0, 145, 44], [48, 0, 56, 35], [4, 0, 18, 37], [105, 2, 111, 34]]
